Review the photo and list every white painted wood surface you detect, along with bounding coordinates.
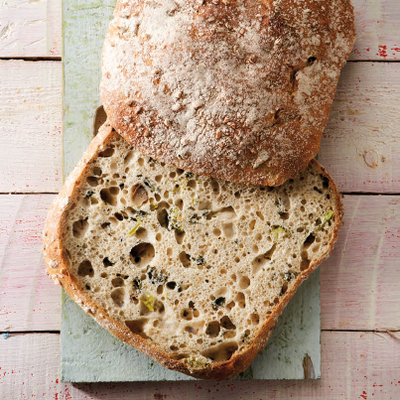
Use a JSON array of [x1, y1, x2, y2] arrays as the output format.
[[1, 195, 399, 332], [1, 331, 399, 399], [0, 61, 62, 193], [320, 62, 400, 193], [0, 195, 60, 332], [1, 0, 400, 60], [0, 0, 61, 58], [0, 61, 399, 194]]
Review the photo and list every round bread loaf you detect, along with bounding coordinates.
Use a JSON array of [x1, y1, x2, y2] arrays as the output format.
[[101, 0, 355, 186]]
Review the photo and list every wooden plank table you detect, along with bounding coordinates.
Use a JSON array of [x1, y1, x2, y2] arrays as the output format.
[[0, 0, 399, 398]]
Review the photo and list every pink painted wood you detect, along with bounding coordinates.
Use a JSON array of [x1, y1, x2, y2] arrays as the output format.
[[1, 0, 399, 60], [0, 195, 60, 332], [350, 0, 400, 61], [320, 62, 400, 193], [0, 331, 399, 398], [0, 61, 62, 193], [1, 194, 399, 332], [0, 0, 61, 57]]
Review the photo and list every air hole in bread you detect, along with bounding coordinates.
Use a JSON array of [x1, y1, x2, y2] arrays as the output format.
[[87, 176, 99, 187], [201, 341, 238, 362], [226, 301, 235, 311], [135, 227, 148, 240], [157, 203, 170, 228], [100, 272, 107, 278], [175, 230, 185, 244], [166, 281, 176, 290], [100, 188, 118, 206], [239, 276, 250, 289], [112, 277, 124, 287], [211, 179, 220, 195], [308, 56, 317, 65], [280, 282, 289, 296], [198, 201, 212, 211], [279, 212, 289, 220], [303, 234, 315, 249], [222, 222, 235, 238], [114, 212, 123, 221], [175, 198, 183, 210], [92, 166, 102, 176], [131, 184, 148, 207], [300, 257, 311, 271], [206, 321, 220, 337], [124, 151, 134, 165], [213, 228, 221, 236], [220, 316, 236, 330], [252, 243, 276, 274], [125, 319, 149, 339], [249, 220, 256, 230], [250, 313, 260, 325], [155, 175, 162, 183], [111, 288, 125, 307], [138, 158, 144, 167], [129, 243, 155, 266], [78, 260, 94, 277], [72, 218, 89, 238], [182, 309, 193, 321], [235, 292, 246, 308], [179, 251, 191, 268], [188, 180, 196, 189], [99, 146, 115, 158], [101, 222, 111, 230]]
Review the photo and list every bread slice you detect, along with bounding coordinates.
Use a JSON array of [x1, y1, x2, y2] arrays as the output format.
[[101, 0, 355, 187], [44, 122, 343, 380]]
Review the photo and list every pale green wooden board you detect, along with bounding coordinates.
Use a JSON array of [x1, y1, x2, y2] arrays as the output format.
[[62, 0, 321, 381]]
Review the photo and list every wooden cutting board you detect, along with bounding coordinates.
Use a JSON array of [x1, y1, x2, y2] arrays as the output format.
[[62, 0, 321, 381]]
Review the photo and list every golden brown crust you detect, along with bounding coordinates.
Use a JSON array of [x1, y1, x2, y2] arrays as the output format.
[[101, 0, 356, 186], [44, 122, 343, 380]]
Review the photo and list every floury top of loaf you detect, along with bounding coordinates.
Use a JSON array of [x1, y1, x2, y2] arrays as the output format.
[[44, 123, 343, 380], [101, 0, 356, 186]]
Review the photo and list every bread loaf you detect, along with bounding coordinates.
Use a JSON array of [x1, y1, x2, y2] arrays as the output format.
[[44, 122, 343, 380], [101, 0, 355, 186]]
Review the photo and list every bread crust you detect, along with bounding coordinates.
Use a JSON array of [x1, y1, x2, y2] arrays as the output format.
[[44, 122, 343, 380], [100, 0, 355, 187]]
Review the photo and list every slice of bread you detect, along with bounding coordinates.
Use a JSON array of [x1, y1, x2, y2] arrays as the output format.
[[44, 122, 343, 380]]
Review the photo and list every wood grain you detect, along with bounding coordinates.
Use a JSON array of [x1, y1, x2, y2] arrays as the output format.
[[321, 196, 400, 331], [0, 195, 60, 332], [0, 60, 62, 193], [1, 194, 399, 332], [0, 331, 399, 398], [0, 0, 61, 58], [320, 62, 400, 193], [1, 0, 399, 60], [350, 0, 400, 61]]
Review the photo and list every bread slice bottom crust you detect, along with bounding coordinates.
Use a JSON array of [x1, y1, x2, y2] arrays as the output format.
[[43, 122, 343, 380]]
